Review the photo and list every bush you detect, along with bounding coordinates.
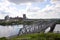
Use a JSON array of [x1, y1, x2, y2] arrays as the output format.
[[0, 37, 7, 40]]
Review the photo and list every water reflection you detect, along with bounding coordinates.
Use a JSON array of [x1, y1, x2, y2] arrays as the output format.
[[0, 25, 23, 37], [54, 24, 60, 32]]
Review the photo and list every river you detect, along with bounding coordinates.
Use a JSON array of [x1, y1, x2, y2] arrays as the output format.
[[0, 25, 23, 37], [0, 24, 60, 37]]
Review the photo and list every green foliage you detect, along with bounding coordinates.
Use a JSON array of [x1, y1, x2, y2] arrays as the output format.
[[10, 33, 60, 40], [0, 33, 59, 40], [23, 21, 34, 25], [0, 37, 7, 40], [0, 20, 34, 25]]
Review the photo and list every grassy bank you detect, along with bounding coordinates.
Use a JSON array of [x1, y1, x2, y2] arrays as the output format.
[[0, 33, 60, 40], [8, 33, 60, 40]]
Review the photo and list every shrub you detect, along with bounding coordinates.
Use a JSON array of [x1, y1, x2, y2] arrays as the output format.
[[0, 37, 7, 40]]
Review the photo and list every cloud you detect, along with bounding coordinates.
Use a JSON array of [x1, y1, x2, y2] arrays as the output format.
[[26, 2, 60, 19], [51, 0, 60, 4], [8, 0, 44, 4], [0, 0, 24, 19], [24, 0, 60, 19], [38, 4, 60, 19], [51, 0, 60, 3], [0, 11, 7, 19], [27, 7, 40, 12], [0, 0, 60, 19]]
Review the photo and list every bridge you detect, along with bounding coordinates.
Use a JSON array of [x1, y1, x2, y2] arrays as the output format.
[[17, 14, 60, 35]]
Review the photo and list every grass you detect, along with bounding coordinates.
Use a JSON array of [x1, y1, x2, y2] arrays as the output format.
[[9, 33, 60, 40], [0, 37, 7, 40], [0, 33, 60, 40]]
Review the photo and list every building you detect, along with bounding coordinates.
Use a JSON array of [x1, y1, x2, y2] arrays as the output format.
[[4, 15, 23, 22], [5, 15, 10, 20], [5, 15, 10, 22], [23, 14, 26, 19]]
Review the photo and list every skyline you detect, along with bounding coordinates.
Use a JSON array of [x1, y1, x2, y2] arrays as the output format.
[[0, 0, 60, 19]]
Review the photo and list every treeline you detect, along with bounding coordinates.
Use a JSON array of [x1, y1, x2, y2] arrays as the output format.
[[0, 21, 22, 26], [0, 21, 33, 26]]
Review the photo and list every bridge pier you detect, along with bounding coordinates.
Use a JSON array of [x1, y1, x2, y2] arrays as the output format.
[[49, 22, 56, 32]]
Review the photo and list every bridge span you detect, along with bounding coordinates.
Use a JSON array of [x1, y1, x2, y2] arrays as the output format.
[[18, 20, 57, 35], [18, 14, 60, 35]]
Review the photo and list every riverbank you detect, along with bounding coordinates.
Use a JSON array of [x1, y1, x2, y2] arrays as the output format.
[[0, 19, 60, 26], [0, 21, 33, 26], [7, 33, 60, 40]]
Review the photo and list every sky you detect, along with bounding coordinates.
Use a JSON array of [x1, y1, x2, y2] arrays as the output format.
[[0, 0, 60, 19]]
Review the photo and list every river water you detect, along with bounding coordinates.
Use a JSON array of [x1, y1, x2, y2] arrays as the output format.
[[0, 25, 23, 37], [0, 24, 60, 37]]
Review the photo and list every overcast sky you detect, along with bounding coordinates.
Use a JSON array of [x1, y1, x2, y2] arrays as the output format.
[[0, 0, 60, 19]]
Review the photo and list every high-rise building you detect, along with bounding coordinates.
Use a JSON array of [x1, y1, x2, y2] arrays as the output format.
[[5, 15, 10, 20], [23, 14, 26, 19]]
